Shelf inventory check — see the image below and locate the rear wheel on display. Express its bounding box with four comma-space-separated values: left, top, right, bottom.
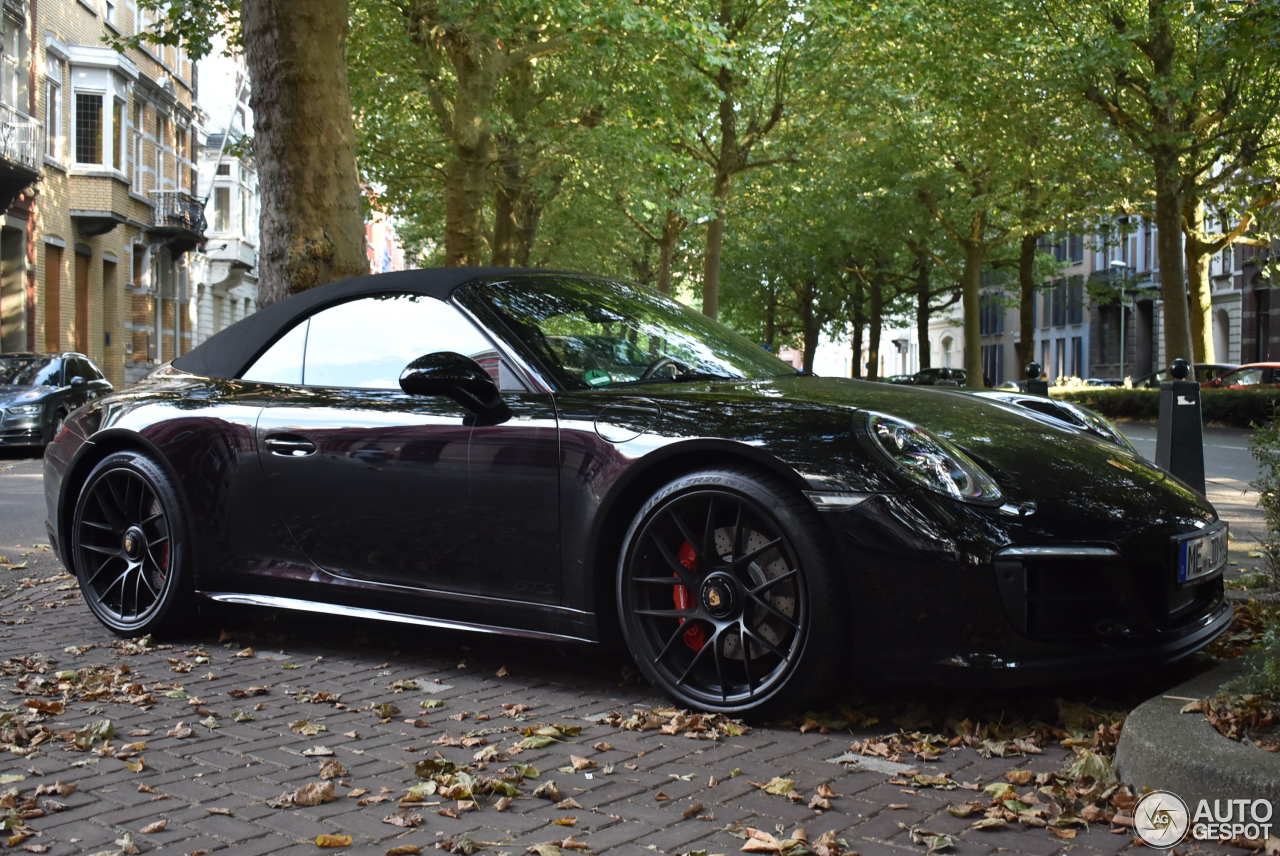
617, 468, 844, 715
70, 451, 190, 636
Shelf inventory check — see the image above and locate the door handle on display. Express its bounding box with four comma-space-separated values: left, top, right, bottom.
264, 435, 317, 457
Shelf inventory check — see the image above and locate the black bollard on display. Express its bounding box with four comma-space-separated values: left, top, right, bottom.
1155, 358, 1206, 494
1023, 361, 1048, 396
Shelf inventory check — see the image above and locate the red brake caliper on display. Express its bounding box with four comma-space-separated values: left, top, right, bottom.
673, 541, 707, 651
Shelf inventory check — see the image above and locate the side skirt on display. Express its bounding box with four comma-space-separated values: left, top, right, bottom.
198, 591, 596, 645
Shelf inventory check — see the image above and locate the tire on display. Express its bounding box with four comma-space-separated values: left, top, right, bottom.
616, 467, 845, 716
69, 451, 191, 636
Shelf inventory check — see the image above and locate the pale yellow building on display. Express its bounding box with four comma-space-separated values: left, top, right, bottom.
0, 0, 204, 387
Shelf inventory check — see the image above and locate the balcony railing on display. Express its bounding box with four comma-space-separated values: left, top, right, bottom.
0, 101, 41, 174
151, 189, 208, 237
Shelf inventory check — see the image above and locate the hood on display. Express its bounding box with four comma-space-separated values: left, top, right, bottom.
642, 374, 1214, 529
0, 385, 50, 408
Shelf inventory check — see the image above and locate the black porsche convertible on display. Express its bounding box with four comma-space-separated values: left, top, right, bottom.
44, 268, 1230, 714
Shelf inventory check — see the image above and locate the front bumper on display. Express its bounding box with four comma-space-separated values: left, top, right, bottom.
821, 492, 1231, 684
0, 424, 41, 445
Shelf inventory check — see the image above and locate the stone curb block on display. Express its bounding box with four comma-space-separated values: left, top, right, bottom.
1115, 657, 1280, 810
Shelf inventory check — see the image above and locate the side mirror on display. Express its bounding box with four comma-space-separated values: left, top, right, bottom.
399, 352, 508, 420
69, 376, 86, 388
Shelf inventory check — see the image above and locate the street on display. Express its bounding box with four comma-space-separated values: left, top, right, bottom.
0, 433, 1257, 856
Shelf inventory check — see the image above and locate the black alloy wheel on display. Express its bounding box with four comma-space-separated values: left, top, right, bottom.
618, 468, 843, 715
71, 452, 188, 635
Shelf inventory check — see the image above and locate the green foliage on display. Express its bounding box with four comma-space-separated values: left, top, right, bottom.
1050, 389, 1280, 428
1249, 411, 1280, 590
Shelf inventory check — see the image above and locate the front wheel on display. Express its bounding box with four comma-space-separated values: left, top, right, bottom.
70, 451, 190, 636
617, 468, 845, 716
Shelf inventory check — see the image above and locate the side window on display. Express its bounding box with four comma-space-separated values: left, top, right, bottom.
242, 292, 524, 391
242, 318, 308, 385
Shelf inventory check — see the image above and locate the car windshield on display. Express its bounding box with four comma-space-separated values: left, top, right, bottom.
474, 276, 796, 390
0, 356, 59, 387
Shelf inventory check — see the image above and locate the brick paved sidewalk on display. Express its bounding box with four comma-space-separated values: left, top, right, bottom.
0, 545, 1248, 856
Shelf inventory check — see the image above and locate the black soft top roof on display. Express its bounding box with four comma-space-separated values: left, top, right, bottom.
172, 267, 547, 380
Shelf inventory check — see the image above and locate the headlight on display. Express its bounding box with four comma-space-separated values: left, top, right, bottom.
5, 404, 40, 417
866, 413, 1003, 504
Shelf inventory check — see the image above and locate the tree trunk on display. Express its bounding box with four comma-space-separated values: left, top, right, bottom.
850, 275, 865, 378
444, 143, 491, 266
492, 140, 521, 267
867, 275, 884, 381
1015, 232, 1040, 372
800, 281, 819, 373
960, 237, 985, 389
656, 209, 684, 294
763, 287, 777, 348
1153, 167, 1193, 367
244, 0, 367, 304
702, 171, 731, 318
1182, 196, 1214, 363
914, 253, 931, 370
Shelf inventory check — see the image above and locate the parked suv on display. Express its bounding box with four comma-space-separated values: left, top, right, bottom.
0, 353, 113, 448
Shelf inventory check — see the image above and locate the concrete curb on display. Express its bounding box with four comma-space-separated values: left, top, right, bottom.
1115, 656, 1280, 809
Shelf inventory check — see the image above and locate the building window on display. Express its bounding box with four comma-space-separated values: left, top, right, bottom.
1051, 280, 1066, 327
215, 162, 230, 176
979, 292, 1004, 336
112, 98, 125, 170
105, 0, 117, 26
213, 186, 230, 232
44, 57, 62, 159
1067, 276, 1084, 325
75, 92, 104, 164
981, 343, 1005, 386
1, 14, 28, 110
131, 101, 143, 191
1068, 234, 1084, 264
1071, 336, 1083, 377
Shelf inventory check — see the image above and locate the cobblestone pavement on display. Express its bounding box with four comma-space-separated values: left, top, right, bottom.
0, 448, 1258, 856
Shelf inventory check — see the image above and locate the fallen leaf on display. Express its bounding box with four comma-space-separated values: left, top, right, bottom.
592, 741, 613, 752
758, 776, 795, 796
290, 720, 327, 737
302, 746, 335, 757
496, 666, 509, 677
970, 818, 1008, 831
269, 780, 336, 808
555, 798, 582, 810
166, 722, 193, 739
319, 759, 348, 780
315, 834, 352, 847
681, 802, 704, 820
532, 780, 562, 801
1004, 769, 1033, 786
385, 847, 422, 855
207, 808, 233, 816
569, 755, 595, 771
139, 819, 167, 834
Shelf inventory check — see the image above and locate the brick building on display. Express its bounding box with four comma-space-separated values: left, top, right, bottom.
0, 0, 204, 387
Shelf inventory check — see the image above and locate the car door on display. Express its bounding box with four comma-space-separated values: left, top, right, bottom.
246, 292, 558, 600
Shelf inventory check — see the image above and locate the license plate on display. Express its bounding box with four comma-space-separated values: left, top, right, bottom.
1176, 524, 1228, 583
